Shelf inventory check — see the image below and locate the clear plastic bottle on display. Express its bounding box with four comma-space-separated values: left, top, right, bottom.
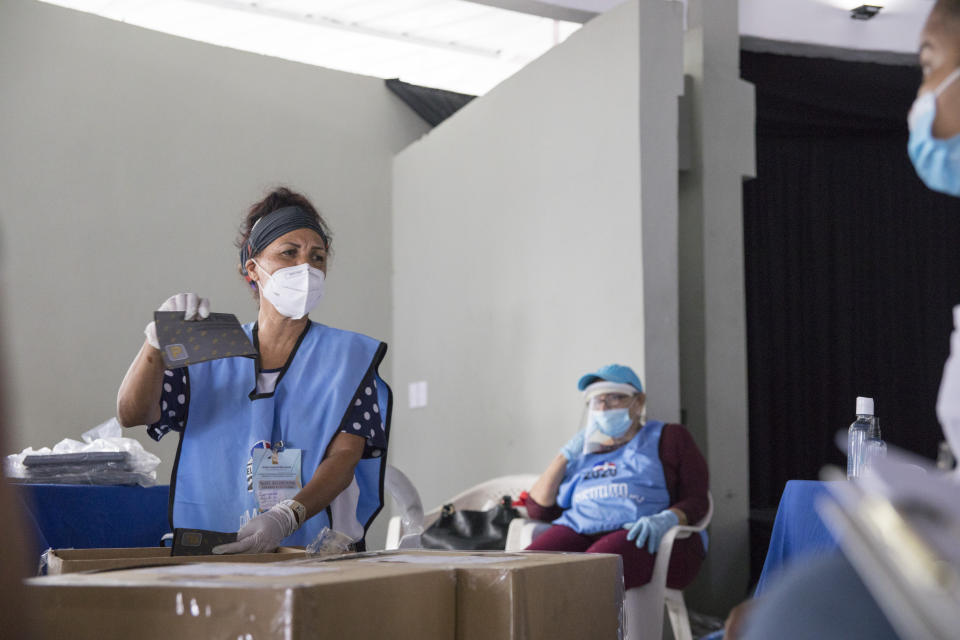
936, 441, 956, 471
863, 416, 887, 474
847, 397, 874, 479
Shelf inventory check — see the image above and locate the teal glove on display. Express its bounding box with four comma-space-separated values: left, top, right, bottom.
623, 509, 679, 554
559, 429, 586, 462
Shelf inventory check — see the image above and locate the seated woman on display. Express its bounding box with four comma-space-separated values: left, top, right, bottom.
117, 187, 390, 553
526, 364, 709, 592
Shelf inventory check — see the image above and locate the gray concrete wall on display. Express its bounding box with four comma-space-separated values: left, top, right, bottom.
679, 0, 757, 615
640, 0, 685, 423
0, 0, 429, 500
390, 0, 685, 514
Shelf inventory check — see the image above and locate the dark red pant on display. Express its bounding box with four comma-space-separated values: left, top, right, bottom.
525, 524, 705, 590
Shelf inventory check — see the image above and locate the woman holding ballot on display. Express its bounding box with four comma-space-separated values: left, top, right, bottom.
117, 187, 390, 553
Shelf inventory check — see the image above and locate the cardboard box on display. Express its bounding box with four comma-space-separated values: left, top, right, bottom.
31, 549, 622, 640
44, 546, 305, 575
27, 559, 456, 640
327, 550, 625, 640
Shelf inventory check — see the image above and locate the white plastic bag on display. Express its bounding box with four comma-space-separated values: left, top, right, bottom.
5, 418, 160, 486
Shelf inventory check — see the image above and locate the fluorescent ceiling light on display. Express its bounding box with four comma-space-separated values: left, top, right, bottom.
37, 0, 582, 95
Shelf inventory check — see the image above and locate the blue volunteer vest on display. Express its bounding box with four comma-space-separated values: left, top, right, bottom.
171, 321, 391, 546
555, 420, 673, 535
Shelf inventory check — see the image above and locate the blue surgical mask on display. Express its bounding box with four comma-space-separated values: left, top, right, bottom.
588, 408, 633, 438
908, 68, 960, 196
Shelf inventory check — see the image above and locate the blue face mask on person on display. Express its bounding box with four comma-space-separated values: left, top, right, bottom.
908, 68, 960, 196
588, 408, 633, 438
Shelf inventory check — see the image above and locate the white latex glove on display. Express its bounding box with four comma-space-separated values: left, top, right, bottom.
212, 503, 299, 554
144, 293, 211, 350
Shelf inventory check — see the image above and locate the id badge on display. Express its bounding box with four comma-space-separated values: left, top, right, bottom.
251, 448, 302, 512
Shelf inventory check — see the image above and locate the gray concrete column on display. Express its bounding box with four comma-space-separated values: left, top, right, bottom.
678, 0, 757, 616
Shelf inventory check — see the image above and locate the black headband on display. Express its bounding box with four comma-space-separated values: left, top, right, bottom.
240, 206, 328, 275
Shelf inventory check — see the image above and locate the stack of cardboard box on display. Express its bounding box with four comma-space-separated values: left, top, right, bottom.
27, 549, 623, 639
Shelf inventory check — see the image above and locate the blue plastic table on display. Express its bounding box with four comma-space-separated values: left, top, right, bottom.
754, 480, 839, 595
14, 483, 170, 560
700, 481, 841, 640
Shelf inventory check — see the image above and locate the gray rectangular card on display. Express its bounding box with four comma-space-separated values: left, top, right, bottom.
154, 311, 257, 368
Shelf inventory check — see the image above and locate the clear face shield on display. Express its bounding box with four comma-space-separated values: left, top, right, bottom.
580, 382, 643, 454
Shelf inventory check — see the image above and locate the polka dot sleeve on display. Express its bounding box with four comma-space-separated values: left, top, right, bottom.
146, 368, 189, 441
340, 369, 387, 459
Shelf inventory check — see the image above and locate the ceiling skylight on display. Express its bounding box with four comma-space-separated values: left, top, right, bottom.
38, 0, 582, 95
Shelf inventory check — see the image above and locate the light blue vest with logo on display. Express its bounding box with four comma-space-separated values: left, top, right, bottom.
555, 420, 673, 535
171, 321, 391, 546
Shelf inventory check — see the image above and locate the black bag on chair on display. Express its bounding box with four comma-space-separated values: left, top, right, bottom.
420, 495, 520, 550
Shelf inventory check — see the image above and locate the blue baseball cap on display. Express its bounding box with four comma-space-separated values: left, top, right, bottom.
577, 364, 643, 393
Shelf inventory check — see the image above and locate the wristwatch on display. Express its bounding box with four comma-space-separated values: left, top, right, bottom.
279, 499, 307, 527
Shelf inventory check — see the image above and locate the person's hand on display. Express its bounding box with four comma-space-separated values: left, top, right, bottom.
559, 429, 586, 462
622, 509, 679, 554
212, 502, 299, 554
144, 293, 211, 350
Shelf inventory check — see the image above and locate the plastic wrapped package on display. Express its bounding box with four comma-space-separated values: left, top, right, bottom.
304, 527, 354, 557
5, 418, 160, 486
27, 559, 457, 640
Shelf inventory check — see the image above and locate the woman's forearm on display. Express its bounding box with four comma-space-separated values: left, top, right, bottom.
528, 454, 568, 507
116, 339, 166, 427
294, 433, 365, 521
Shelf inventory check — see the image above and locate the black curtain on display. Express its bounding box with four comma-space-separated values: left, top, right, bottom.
741, 51, 960, 512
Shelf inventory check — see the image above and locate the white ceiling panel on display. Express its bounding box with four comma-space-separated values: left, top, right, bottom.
495, 0, 934, 55
39, 0, 581, 95
37, 0, 934, 98
739, 0, 933, 55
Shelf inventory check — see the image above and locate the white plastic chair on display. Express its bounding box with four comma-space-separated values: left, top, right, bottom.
382, 465, 425, 549
505, 492, 714, 640
385, 473, 539, 550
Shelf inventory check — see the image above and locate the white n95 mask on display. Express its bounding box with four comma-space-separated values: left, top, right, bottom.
253, 260, 325, 319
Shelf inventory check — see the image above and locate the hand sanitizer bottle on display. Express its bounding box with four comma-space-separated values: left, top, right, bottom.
863, 416, 887, 474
